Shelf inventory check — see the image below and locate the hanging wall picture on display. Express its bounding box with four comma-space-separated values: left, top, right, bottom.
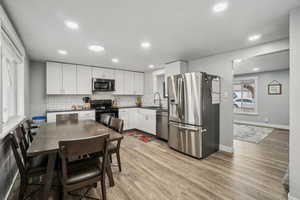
268, 80, 282, 95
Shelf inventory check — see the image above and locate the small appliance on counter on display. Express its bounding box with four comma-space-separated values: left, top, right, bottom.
168, 72, 220, 159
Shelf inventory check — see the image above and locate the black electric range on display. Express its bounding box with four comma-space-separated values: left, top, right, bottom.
90, 99, 119, 122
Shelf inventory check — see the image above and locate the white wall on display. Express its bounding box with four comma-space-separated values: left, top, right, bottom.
188, 39, 289, 149
289, 7, 300, 200
234, 69, 289, 126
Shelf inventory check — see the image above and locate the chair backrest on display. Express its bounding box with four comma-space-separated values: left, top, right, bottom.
58, 134, 110, 181
100, 114, 111, 126
56, 113, 78, 124
20, 123, 33, 149
7, 132, 27, 175
109, 117, 124, 133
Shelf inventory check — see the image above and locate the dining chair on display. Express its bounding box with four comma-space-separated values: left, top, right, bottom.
58, 134, 110, 200
20, 123, 33, 150
100, 114, 111, 126
108, 117, 124, 172
8, 131, 48, 200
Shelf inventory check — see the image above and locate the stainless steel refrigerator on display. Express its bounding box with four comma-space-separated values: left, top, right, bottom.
168, 72, 220, 159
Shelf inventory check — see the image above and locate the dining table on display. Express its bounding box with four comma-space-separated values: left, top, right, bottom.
27, 119, 123, 200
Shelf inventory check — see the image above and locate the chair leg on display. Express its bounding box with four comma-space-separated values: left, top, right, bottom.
63, 191, 68, 200
19, 178, 27, 200
101, 179, 107, 200
109, 154, 112, 163
116, 151, 122, 172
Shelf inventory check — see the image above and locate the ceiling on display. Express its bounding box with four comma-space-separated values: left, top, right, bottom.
233, 50, 289, 75
2, 0, 299, 71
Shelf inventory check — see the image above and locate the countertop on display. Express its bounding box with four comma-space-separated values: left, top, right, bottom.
117, 106, 168, 112
46, 109, 95, 113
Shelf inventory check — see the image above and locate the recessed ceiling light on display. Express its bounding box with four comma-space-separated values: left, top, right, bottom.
141, 42, 151, 49
88, 45, 105, 52
112, 58, 119, 63
149, 65, 155, 68
64, 20, 79, 30
234, 59, 242, 63
58, 49, 68, 55
213, 2, 228, 13
253, 68, 260, 71
248, 34, 262, 41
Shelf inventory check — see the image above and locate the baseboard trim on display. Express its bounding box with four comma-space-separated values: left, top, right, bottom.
219, 145, 233, 153
288, 193, 300, 200
234, 120, 289, 130
4, 171, 18, 200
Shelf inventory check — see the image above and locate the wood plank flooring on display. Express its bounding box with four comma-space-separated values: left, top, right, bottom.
9, 129, 289, 200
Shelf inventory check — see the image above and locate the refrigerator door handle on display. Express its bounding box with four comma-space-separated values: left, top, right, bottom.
169, 123, 199, 132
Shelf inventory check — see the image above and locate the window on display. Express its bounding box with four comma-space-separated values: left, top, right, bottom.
233, 77, 258, 114
1, 32, 23, 123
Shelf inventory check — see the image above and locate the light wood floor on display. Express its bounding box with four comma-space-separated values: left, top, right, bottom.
9, 129, 289, 200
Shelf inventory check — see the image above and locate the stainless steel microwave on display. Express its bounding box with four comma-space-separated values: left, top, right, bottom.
92, 78, 115, 92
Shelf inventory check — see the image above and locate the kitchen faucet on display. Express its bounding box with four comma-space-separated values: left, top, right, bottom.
153, 92, 162, 108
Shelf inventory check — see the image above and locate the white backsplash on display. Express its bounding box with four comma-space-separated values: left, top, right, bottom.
46, 92, 138, 110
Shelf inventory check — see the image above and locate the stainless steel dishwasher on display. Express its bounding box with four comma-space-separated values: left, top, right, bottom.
156, 110, 169, 140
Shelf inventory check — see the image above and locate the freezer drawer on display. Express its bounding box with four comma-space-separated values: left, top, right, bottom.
168, 122, 204, 158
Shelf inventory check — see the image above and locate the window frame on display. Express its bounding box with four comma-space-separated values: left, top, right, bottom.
233, 76, 259, 115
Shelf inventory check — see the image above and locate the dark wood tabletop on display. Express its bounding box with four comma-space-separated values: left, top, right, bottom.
27, 120, 123, 156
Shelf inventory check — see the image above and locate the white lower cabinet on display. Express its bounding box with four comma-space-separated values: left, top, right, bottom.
119, 108, 156, 135
46, 110, 95, 123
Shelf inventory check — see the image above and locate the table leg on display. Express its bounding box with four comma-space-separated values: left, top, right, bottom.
42, 153, 56, 200
106, 157, 115, 187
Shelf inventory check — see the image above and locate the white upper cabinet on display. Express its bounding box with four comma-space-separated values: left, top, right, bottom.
77, 65, 92, 94
114, 70, 124, 95
62, 64, 77, 94
123, 71, 134, 95
134, 72, 144, 95
92, 68, 115, 79
46, 62, 63, 94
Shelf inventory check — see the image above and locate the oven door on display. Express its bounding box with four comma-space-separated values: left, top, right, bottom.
93, 79, 115, 92
95, 110, 118, 122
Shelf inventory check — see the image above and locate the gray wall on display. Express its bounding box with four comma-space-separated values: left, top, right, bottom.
289, 7, 300, 199
29, 61, 46, 117
234, 69, 289, 126
188, 39, 289, 149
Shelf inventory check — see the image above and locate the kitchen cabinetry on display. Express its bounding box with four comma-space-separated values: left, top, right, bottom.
113, 70, 124, 95
136, 109, 156, 135
92, 68, 115, 79
46, 62, 63, 94
62, 64, 77, 94
47, 110, 95, 123
77, 65, 92, 94
119, 108, 156, 135
46, 61, 144, 96
134, 72, 144, 95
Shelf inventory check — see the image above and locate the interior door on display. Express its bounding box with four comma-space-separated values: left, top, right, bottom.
168, 72, 202, 126
168, 122, 203, 158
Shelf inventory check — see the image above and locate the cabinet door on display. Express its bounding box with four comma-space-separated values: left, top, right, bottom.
139, 109, 156, 135
119, 109, 130, 130
114, 70, 124, 95
134, 72, 144, 95
123, 71, 134, 94
62, 64, 77, 94
46, 62, 63, 94
77, 65, 92, 94
92, 68, 115, 79
128, 108, 137, 129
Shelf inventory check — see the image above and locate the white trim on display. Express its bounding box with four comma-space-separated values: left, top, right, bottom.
219, 145, 233, 153
234, 120, 289, 130
4, 171, 18, 200
288, 193, 300, 200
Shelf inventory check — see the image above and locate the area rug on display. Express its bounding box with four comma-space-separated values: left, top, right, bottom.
234, 124, 274, 144
127, 131, 157, 143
